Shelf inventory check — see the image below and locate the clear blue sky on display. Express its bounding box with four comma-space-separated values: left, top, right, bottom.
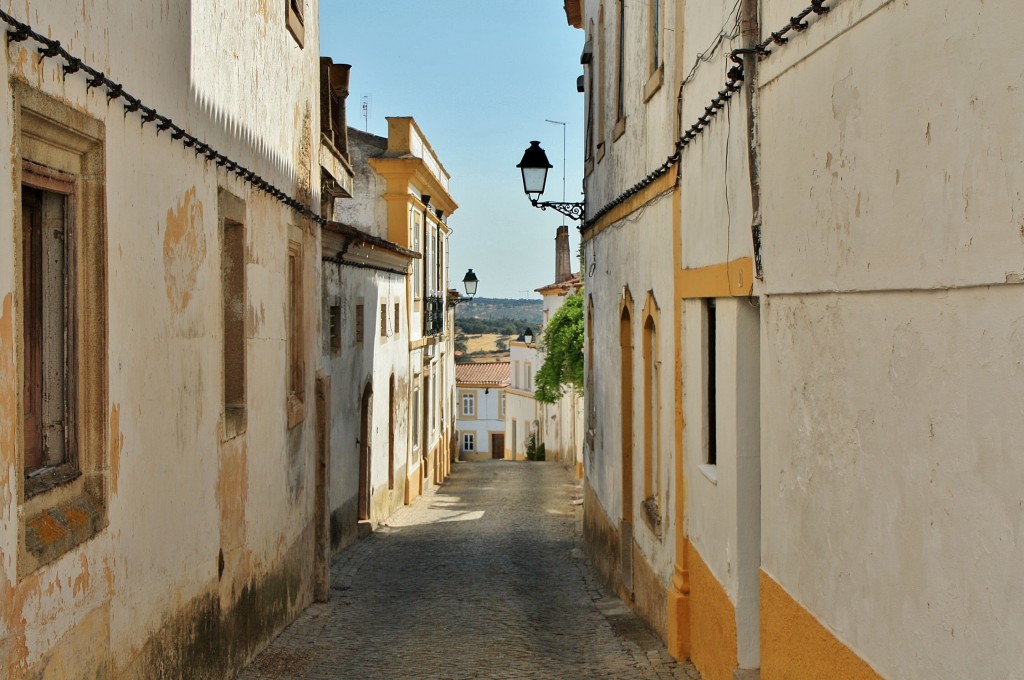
319, 1, 585, 299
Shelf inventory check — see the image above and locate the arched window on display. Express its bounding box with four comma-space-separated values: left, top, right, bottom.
642, 293, 660, 513
619, 289, 635, 523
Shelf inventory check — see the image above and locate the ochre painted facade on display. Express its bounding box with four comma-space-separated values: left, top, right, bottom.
760, 571, 884, 680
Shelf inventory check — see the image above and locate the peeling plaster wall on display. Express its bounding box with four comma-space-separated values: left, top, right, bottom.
1, 0, 323, 677
336, 132, 388, 237
582, 195, 677, 592
579, 0, 682, 616
758, 0, 1024, 677
321, 262, 410, 550
677, 0, 755, 271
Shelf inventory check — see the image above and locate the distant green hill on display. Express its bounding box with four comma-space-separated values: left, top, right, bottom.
455, 297, 543, 336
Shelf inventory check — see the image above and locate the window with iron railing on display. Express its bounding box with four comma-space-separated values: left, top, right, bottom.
424, 296, 445, 336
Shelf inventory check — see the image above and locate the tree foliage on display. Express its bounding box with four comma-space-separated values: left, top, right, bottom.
534, 290, 584, 404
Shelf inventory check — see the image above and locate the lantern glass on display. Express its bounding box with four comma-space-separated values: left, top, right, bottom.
462, 269, 479, 297
517, 141, 553, 199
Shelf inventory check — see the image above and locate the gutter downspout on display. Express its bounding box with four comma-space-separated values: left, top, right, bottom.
741, 0, 763, 280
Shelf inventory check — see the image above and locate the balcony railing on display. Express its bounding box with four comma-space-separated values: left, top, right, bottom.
424, 296, 445, 336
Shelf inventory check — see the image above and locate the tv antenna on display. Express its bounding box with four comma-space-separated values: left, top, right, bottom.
362, 96, 371, 131
545, 119, 567, 226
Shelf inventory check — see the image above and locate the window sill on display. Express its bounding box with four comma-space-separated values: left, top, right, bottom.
22, 472, 106, 576
223, 408, 247, 441
596, 142, 606, 164
699, 463, 718, 485
25, 463, 81, 500
287, 393, 306, 430
643, 64, 664, 103
613, 117, 626, 142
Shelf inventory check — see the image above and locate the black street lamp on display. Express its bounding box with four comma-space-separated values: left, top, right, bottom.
450, 269, 479, 308
523, 327, 534, 344
517, 141, 585, 222
462, 269, 479, 297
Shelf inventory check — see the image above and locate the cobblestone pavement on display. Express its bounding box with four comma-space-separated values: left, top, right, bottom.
236, 461, 700, 680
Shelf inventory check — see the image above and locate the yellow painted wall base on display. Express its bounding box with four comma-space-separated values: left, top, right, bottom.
688, 543, 739, 680
626, 541, 668, 640
761, 571, 884, 680
665, 559, 691, 660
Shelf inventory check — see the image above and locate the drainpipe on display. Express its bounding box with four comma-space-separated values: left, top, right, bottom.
740, 0, 763, 279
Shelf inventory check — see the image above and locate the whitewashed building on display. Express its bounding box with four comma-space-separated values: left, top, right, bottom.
335, 117, 458, 505
0, 1, 335, 677
566, 0, 1024, 678
455, 362, 509, 461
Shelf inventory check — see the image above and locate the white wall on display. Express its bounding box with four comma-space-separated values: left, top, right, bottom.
756, 0, 1024, 676
1, 0, 322, 675
456, 386, 504, 458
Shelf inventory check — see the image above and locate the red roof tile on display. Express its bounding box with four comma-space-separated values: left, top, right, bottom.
456, 361, 510, 386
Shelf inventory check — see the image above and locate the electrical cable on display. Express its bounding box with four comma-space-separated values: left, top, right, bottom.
582, 0, 838, 233
0, 9, 327, 225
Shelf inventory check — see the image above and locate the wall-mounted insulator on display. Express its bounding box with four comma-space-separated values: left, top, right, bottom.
7, 26, 31, 42
37, 39, 61, 60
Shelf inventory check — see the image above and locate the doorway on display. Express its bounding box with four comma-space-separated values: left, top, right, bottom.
358, 383, 372, 522
491, 433, 505, 460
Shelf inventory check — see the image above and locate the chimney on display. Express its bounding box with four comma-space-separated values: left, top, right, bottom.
555, 225, 572, 283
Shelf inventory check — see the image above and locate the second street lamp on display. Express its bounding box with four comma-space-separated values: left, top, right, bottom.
450, 268, 479, 308
462, 269, 479, 297
517, 141, 585, 222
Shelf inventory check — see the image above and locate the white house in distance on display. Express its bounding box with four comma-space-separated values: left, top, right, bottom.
504, 225, 584, 469
505, 331, 540, 461
455, 362, 509, 461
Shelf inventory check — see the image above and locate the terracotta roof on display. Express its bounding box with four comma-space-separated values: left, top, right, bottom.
535, 273, 583, 295
323, 221, 420, 259
456, 361, 510, 386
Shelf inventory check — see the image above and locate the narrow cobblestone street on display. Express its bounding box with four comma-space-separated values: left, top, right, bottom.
236, 461, 698, 679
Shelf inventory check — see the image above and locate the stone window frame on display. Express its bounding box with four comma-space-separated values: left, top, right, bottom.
286, 237, 305, 430
644, 0, 664, 102
641, 292, 662, 537
460, 390, 476, 419
462, 432, 475, 453
219, 189, 247, 440
328, 303, 342, 354
613, 0, 628, 141
286, 0, 305, 48
14, 82, 108, 577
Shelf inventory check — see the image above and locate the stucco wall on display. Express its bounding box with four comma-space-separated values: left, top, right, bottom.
756, 0, 1024, 677
1, 0, 322, 676
322, 262, 410, 548
456, 386, 503, 458
581, 193, 676, 590
761, 289, 1024, 678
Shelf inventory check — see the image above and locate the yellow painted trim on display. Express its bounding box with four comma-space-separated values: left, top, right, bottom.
688, 544, 739, 680
457, 389, 478, 420
761, 571, 884, 680
504, 387, 534, 398
679, 257, 754, 299
583, 166, 677, 242
409, 336, 439, 350
666, 101, 691, 659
